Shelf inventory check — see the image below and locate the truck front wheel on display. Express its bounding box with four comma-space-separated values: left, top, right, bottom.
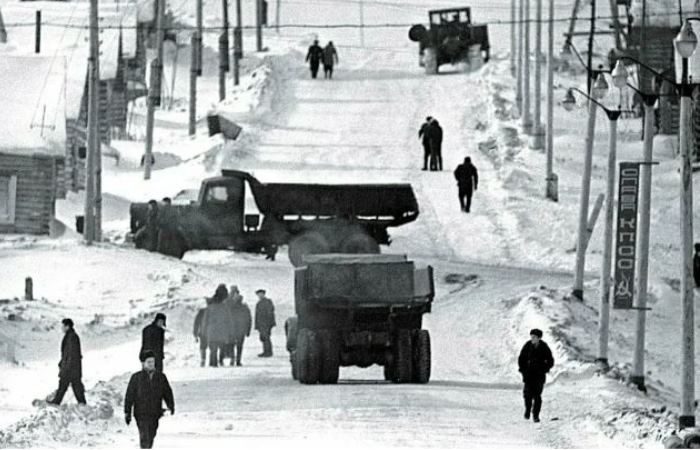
318, 330, 340, 384
411, 329, 431, 383
297, 328, 321, 384
288, 232, 330, 267
392, 329, 413, 383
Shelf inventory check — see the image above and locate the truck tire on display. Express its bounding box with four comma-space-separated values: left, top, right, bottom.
318, 330, 340, 384
285, 317, 299, 352
424, 47, 438, 75
339, 233, 379, 254
392, 329, 413, 383
290, 351, 298, 380
288, 232, 330, 267
297, 328, 321, 384
411, 329, 431, 383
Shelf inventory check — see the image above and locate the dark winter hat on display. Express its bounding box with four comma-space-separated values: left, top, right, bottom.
255, 289, 266, 294
426, 116, 432, 121
695, 243, 700, 252
162, 197, 172, 204
148, 199, 157, 206
155, 313, 167, 324
62, 318, 74, 328
140, 349, 156, 362
530, 328, 543, 338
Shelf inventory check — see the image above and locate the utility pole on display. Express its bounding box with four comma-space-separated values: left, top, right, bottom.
256, 0, 263, 51
359, 0, 365, 47
522, 0, 532, 134
545, 0, 557, 200
510, 0, 516, 76
84, 0, 99, 243
608, 0, 621, 50
220, 0, 230, 101
144, 0, 166, 180
196, 0, 202, 75
276, 0, 280, 33
587, 0, 596, 94
189, 34, 197, 136
233, 0, 242, 85
516, 0, 523, 113
169, 42, 180, 110
35, 10, 41, 53
531, 0, 544, 148
0, 9, 8, 43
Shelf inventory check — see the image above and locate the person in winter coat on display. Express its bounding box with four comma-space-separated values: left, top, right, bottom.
254, 289, 276, 357
202, 284, 236, 367
694, 243, 700, 288
135, 200, 159, 252
140, 313, 166, 372
49, 318, 86, 405
428, 118, 443, 171
305, 40, 324, 79
517, 329, 554, 423
192, 299, 211, 367
322, 41, 339, 79
453, 157, 479, 213
227, 285, 252, 366
124, 350, 175, 449
418, 116, 433, 171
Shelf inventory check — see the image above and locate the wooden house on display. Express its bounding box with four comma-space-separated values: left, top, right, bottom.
0, 55, 66, 235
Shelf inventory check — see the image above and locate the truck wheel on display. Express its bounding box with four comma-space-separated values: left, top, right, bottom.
339, 233, 379, 254
424, 47, 438, 75
285, 317, 299, 352
297, 328, 321, 384
383, 362, 394, 381
290, 351, 298, 380
392, 329, 413, 383
411, 329, 431, 383
288, 232, 330, 267
318, 330, 340, 384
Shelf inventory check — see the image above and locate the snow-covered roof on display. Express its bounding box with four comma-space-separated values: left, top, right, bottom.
0, 54, 66, 157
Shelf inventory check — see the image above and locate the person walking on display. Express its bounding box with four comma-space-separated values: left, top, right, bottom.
227, 285, 252, 366
453, 157, 479, 213
429, 118, 443, 171
418, 117, 433, 171
140, 313, 166, 372
254, 289, 276, 357
48, 318, 86, 405
305, 40, 324, 79
202, 284, 235, 367
517, 329, 554, 423
193, 299, 210, 367
322, 41, 339, 79
124, 350, 175, 449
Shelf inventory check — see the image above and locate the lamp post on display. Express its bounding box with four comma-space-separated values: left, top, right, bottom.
674, 19, 698, 429
522, 0, 532, 133
516, 0, 523, 112
531, 0, 544, 149
545, 0, 557, 200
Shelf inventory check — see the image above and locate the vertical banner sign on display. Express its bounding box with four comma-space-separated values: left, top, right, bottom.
613, 162, 641, 309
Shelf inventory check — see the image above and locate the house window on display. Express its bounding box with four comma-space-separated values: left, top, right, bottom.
0, 175, 17, 225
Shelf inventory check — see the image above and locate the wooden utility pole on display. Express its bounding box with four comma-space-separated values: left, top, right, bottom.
545, 0, 557, 201
144, 0, 166, 180
0, 9, 8, 43
35, 11, 41, 53
84, 0, 99, 243
256, 0, 263, 51
233, 0, 242, 85
275, 0, 280, 33
169, 42, 180, 110
220, 0, 230, 101
196, 0, 202, 76
189, 34, 197, 135
587, 0, 596, 94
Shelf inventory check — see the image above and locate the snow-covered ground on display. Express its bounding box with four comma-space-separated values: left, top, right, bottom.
2, 0, 700, 447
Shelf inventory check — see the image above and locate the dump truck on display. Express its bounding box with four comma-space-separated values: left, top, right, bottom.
284, 254, 434, 384
408, 7, 490, 74
129, 170, 419, 266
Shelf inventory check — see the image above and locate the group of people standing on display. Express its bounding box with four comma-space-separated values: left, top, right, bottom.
418, 116, 443, 171
193, 285, 276, 367
305, 39, 339, 79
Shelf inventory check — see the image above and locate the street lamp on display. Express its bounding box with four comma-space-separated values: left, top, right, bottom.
674, 17, 698, 430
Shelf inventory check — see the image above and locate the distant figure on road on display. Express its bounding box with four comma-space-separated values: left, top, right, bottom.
202, 284, 235, 367
140, 313, 166, 372
305, 40, 324, 79
453, 157, 479, 213
227, 285, 252, 366
694, 243, 700, 288
517, 329, 554, 423
193, 299, 211, 367
428, 118, 443, 171
323, 41, 339, 79
254, 289, 276, 357
418, 116, 433, 171
48, 318, 86, 406
124, 350, 175, 449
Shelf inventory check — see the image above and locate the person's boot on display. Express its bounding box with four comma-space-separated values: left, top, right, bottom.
200, 359, 205, 367
524, 410, 530, 420
533, 415, 540, 423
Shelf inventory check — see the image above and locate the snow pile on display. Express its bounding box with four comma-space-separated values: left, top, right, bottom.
0, 381, 122, 448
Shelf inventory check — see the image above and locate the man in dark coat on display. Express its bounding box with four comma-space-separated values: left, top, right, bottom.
254, 289, 276, 357
428, 119, 443, 171
418, 116, 433, 171
124, 350, 175, 449
135, 200, 159, 252
193, 300, 210, 367
305, 40, 324, 79
49, 318, 86, 405
322, 41, 339, 79
694, 243, 700, 288
517, 328, 554, 423
228, 285, 252, 366
140, 313, 166, 372
453, 157, 479, 213
202, 284, 235, 367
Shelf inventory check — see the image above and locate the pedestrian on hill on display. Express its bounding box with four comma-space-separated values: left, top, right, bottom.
453, 157, 479, 213
254, 289, 276, 357
517, 328, 554, 423
48, 318, 86, 405
227, 285, 252, 366
323, 41, 339, 79
135, 200, 159, 252
429, 118, 443, 171
305, 39, 324, 79
202, 284, 235, 367
124, 350, 175, 449
193, 298, 211, 367
418, 116, 433, 171
694, 243, 700, 288
140, 313, 166, 372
